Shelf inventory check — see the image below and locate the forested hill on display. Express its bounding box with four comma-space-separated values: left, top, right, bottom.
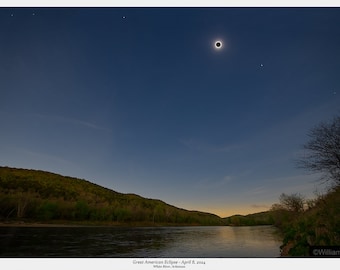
0, 166, 224, 225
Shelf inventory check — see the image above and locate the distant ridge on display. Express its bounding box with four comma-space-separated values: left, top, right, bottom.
223, 211, 275, 226
0, 166, 224, 226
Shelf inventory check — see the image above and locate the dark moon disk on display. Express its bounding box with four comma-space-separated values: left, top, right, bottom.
214, 40, 223, 50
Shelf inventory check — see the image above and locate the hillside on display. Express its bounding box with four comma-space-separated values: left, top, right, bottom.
223, 211, 275, 226
0, 166, 223, 226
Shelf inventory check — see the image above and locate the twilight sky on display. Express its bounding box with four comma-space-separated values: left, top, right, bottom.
1, 7, 340, 217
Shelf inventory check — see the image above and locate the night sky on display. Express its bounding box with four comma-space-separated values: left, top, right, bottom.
1, 7, 340, 217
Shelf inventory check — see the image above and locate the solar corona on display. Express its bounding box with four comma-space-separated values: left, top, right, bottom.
214, 40, 223, 50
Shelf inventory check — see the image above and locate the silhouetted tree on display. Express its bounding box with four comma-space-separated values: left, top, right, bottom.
279, 193, 305, 213
297, 115, 340, 187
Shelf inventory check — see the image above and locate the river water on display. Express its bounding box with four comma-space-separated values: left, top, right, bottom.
0, 225, 282, 257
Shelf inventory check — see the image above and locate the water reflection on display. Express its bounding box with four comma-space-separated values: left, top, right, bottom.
0, 226, 282, 257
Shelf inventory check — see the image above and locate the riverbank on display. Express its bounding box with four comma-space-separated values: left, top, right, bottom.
0, 220, 222, 227
273, 186, 340, 256
0, 221, 93, 227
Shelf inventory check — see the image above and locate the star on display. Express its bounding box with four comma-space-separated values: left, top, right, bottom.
122, 16, 126, 19
260, 64, 264, 67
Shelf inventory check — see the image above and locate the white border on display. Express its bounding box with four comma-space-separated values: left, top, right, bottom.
0, 258, 339, 270
0, 0, 340, 7
0, 2, 339, 269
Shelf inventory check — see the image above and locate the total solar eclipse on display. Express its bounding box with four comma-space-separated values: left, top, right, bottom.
214, 40, 223, 49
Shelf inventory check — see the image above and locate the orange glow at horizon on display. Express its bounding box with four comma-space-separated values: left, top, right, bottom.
184, 204, 272, 218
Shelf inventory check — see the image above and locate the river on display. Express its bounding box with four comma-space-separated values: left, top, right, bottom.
0, 225, 282, 257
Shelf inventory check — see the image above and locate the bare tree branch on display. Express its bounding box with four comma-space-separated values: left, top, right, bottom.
297, 116, 340, 186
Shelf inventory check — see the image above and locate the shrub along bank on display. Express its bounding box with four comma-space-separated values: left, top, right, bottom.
277, 187, 340, 256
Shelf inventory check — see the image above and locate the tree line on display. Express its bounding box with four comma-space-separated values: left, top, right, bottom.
0, 167, 223, 226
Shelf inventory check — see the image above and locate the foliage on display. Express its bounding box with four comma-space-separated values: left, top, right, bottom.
278, 193, 305, 213
277, 115, 340, 256
0, 166, 223, 226
223, 211, 275, 226
276, 187, 340, 256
